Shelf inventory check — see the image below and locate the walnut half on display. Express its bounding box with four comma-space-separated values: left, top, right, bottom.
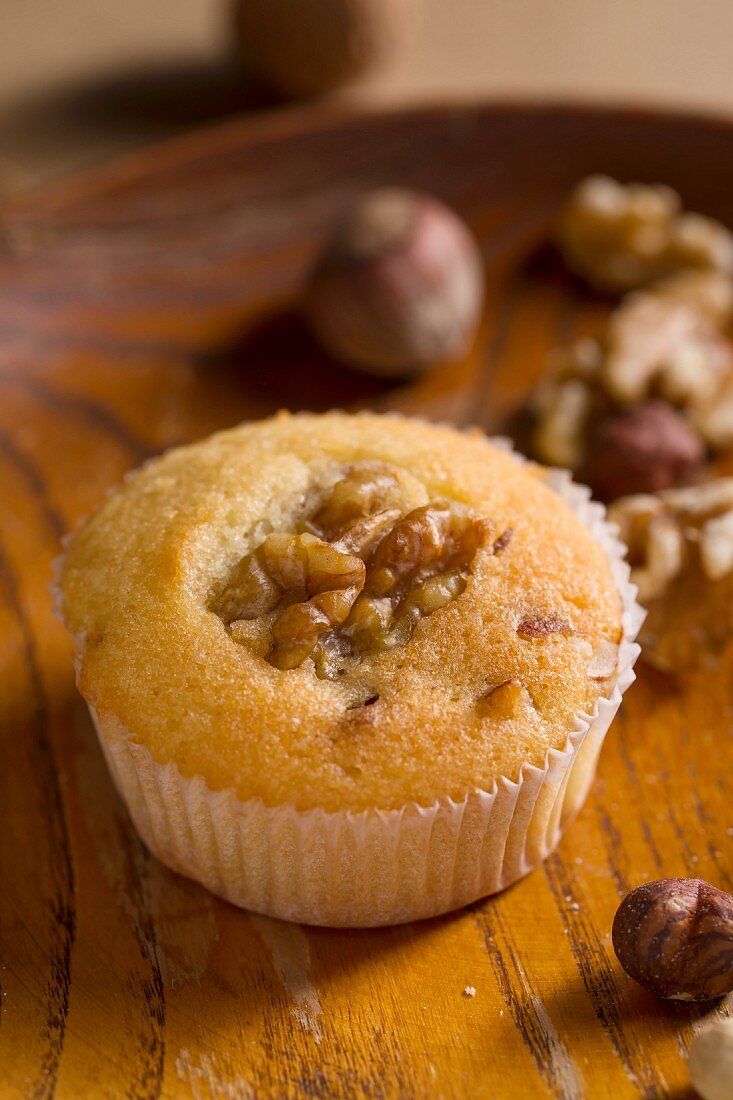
211, 532, 366, 670
212, 463, 491, 677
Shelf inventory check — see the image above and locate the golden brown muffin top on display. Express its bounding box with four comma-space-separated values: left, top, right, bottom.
60, 412, 623, 812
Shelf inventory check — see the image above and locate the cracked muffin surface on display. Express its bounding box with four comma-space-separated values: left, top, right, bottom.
59, 411, 623, 812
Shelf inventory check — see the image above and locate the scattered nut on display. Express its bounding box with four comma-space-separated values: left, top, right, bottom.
633, 513, 685, 604
699, 509, 733, 581
609, 479, 733, 670
304, 188, 485, 376
583, 401, 705, 502
233, 0, 411, 98
213, 462, 489, 676
535, 178, 733, 492
612, 878, 733, 1001
603, 292, 732, 407
532, 271, 733, 494
688, 1017, 733, 1100
530, 334, 607, 470
557, 175, 733, 292
663, 477, 733, 517
654, 268, 733, 327
692, 380, 733, 451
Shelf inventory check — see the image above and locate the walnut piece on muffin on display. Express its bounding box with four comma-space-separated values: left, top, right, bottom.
531, 270, 733, 498
609, 479, 733, 672
557, 175, 733, 292
211, 462, 492, 680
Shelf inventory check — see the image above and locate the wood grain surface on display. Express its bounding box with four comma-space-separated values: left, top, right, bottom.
1, 102, 732, 1099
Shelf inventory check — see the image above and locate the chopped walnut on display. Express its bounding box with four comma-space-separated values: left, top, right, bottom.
692, 385, 733, 450
213, 463, 491, 677
492, 528, 514, 555
557, 176, 733, 292
517, 616, 574, 638
332, 509, 403, 558
662, 478, 733, 515
531, 274, 733, 488
609, 479, 733, 671
587, 640, 619, 680
476, 680, 527, 720
639, 515, 685, 604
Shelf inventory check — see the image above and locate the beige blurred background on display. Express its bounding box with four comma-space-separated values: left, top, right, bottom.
3, 0, 733, 190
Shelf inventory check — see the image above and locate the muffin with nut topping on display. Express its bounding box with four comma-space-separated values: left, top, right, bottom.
58, 411, 641, 925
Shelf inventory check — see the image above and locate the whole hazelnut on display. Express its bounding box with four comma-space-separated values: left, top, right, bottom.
233, 0, 411, 99
304, 188, 485, 377
583, 400, 706, 501
612, 878, 733, 1001
688, 1017, 733, 1100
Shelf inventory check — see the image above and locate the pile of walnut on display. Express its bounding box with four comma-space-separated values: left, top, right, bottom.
211, 462, 494, 679
608, 479, 733, 672
533, 176, 733, 501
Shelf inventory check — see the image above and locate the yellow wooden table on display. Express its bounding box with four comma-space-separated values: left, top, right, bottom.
1, 102, 731, 1098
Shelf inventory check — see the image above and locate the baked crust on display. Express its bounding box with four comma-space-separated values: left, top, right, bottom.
59, 412, 623, 812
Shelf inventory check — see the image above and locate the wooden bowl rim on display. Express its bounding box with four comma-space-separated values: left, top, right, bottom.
8, 96, 733, 222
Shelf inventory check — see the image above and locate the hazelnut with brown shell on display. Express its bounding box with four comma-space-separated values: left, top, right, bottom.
582, 401, 706, 502
612, 878, 733, 1001
304, 188, 485, 377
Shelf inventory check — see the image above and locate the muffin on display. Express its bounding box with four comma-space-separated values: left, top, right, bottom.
57, 411, 641, 925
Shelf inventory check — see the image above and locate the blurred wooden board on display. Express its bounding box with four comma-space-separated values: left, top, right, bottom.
1, 102, 732, 1099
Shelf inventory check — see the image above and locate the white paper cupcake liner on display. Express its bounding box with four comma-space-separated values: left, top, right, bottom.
59, 447, 643, 927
